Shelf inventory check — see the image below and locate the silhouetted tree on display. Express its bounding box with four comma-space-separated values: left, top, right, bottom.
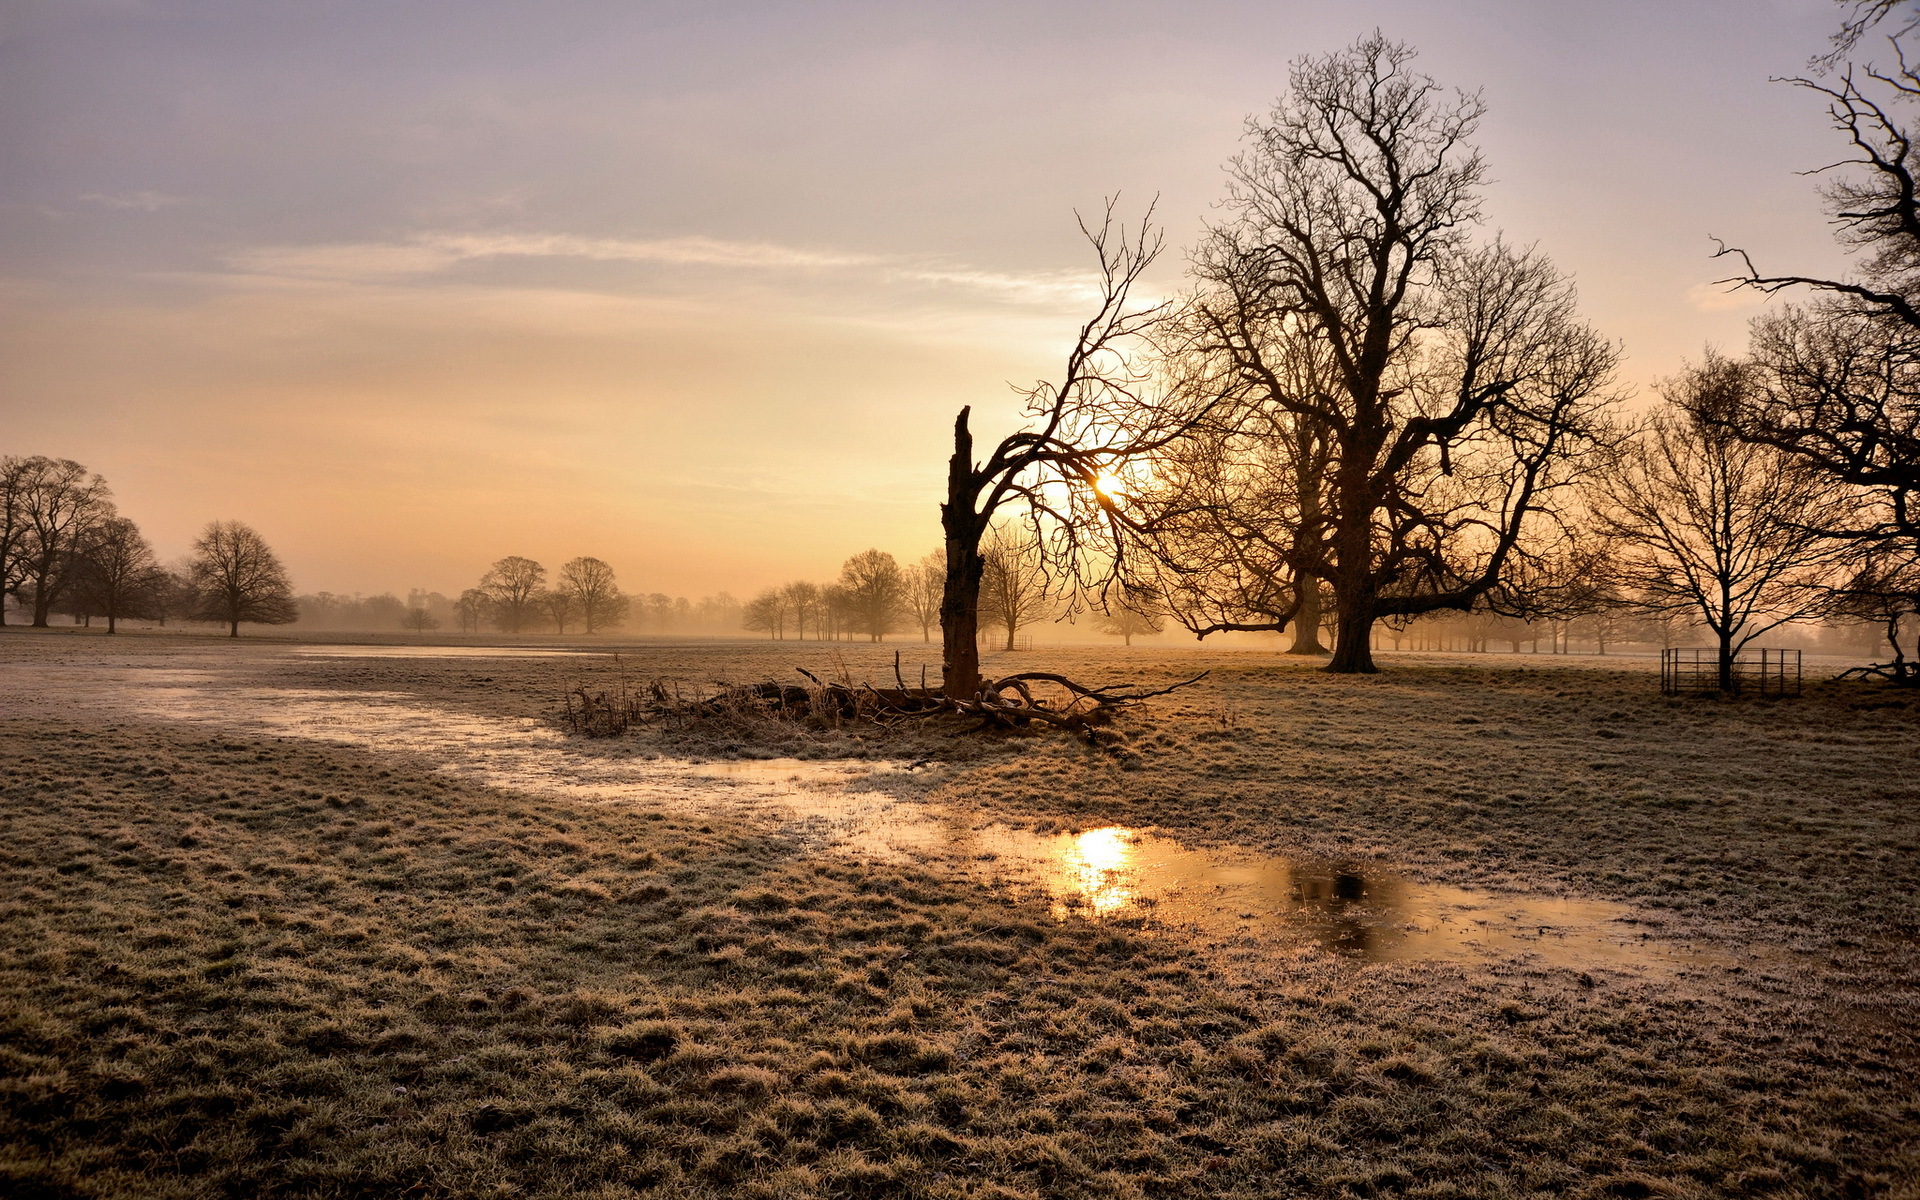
189, 520, 298, 637
402, 607, 440, 633
559, 557, 627, 633
743, 587, 790, 639
782, 580, 823, 640
1600, 360, 1846, 690
977, 524, 1053, 651
938, 204, 1221, 697
148, 563, 195, 628
1094, 587, 1164, 646
1162, 34, 1619, 673
839, 549, 907, 642
0, 456, 32, 623
905, 551, 942, 643
538, 588, 577, 634
75, 515, 159, 634
1709, 22, 1920, 653
11, 456, 112, 627
479, 556, 545, 633
455, 588, 486, 632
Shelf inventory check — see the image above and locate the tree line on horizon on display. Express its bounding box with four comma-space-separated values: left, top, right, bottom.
1, 455, 296, 636
742, 536, 1163, 646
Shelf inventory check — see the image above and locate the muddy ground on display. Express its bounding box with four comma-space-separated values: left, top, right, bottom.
0, 628, 1914, 1198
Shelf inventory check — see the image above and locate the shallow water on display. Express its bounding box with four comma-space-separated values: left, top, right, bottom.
292, 645, 608, 659
7, 656, 1714, 976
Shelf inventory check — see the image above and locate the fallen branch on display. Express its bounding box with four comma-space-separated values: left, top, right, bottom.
563, 660, 1207, 743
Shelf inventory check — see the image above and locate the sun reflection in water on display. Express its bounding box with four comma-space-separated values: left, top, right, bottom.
1055, 826, 1140, 915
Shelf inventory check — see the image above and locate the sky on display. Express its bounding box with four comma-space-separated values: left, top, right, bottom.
0, 0, 1875, 600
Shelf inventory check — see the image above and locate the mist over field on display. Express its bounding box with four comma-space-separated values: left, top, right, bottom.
3, 3, 1917, 1198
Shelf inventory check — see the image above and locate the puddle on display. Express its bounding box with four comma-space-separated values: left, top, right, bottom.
13, 661, 1714, 977
293, 646, 609, 659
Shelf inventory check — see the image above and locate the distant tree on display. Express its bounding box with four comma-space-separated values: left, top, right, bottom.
401, 607, 440, 633
559, 557, 627, 633
742, 587, 790, 639
1825, 549, 1920, 677
1600, 360, 1847, 690
642, 592, 674, 631
695, 592, 742, 631
977, 524, 1054, 651
455, 588, 486, 632
0, 456, 33, 623
906, 551, 943, 643
479, 556, 545, 633
537, 588, 578, 634
148, 562, 195, 628
1094, 587, 1164, 646
75, 515, 160, 634
780, 581, 822, 640
11, 456, 112, 627
838, 549, 907, 642
189, 520, 298, 637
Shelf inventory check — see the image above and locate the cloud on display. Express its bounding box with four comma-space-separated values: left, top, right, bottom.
80, 190, 187, 211
224, 230, 1101, 306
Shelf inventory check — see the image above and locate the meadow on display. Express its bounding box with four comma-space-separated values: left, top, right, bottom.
1, 630, 1914, 1198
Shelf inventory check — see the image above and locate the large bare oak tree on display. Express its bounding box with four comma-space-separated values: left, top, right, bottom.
189, 520, 298, 636
1147, 34, 1619, 673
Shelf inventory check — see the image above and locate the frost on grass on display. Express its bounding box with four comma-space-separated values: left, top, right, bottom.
0, 636, 1915, 1197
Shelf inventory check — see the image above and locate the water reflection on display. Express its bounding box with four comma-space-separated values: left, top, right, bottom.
22, 667, 1711, 977
293, 646, 606, 659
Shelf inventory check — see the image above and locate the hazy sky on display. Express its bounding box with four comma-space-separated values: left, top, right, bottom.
0, 0, 1871, 600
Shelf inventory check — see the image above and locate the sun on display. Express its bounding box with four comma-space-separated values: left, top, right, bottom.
1094, 471, 1124, 498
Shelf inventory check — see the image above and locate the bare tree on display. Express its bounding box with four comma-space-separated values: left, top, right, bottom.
478, 556, 545, 633
839, 549, 906, 642
1600, 360, 1846, 691
938, 204, 1222, 698
11, 456, 112, 627
904, 551, 943, 643
75, 515, 160, 634
1094, 586, 1164, 646
782, 580, 823, 641
454, 588, 486, 632
559, 556, 627, 633
1158, 35, 1620, 674
147, 562, 195, 628
1826, 549, 1920, 675
1708, 24, 1920, 657
538, 588, 578, 634
401, 606, 440, 633
1129, 321, 1335, 655
0, 456, 33, 624
977, 523, 1054, 651
742, 587, 790, 639
189, 520, 298, 637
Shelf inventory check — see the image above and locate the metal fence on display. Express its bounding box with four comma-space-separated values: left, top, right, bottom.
1659, 647, 1802, 697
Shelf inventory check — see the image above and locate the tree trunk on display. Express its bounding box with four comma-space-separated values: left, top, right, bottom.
1717, 628, 1735, 694
939, 408, 988, 700
1286, 581, 1327, 655
1326, 585, 1378, 673
229, 619, 240, 637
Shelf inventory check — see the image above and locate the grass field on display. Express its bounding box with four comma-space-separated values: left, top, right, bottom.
1, 629, 1914, 1198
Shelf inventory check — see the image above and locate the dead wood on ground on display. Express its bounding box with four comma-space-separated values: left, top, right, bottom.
563, 652, 1206, 743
